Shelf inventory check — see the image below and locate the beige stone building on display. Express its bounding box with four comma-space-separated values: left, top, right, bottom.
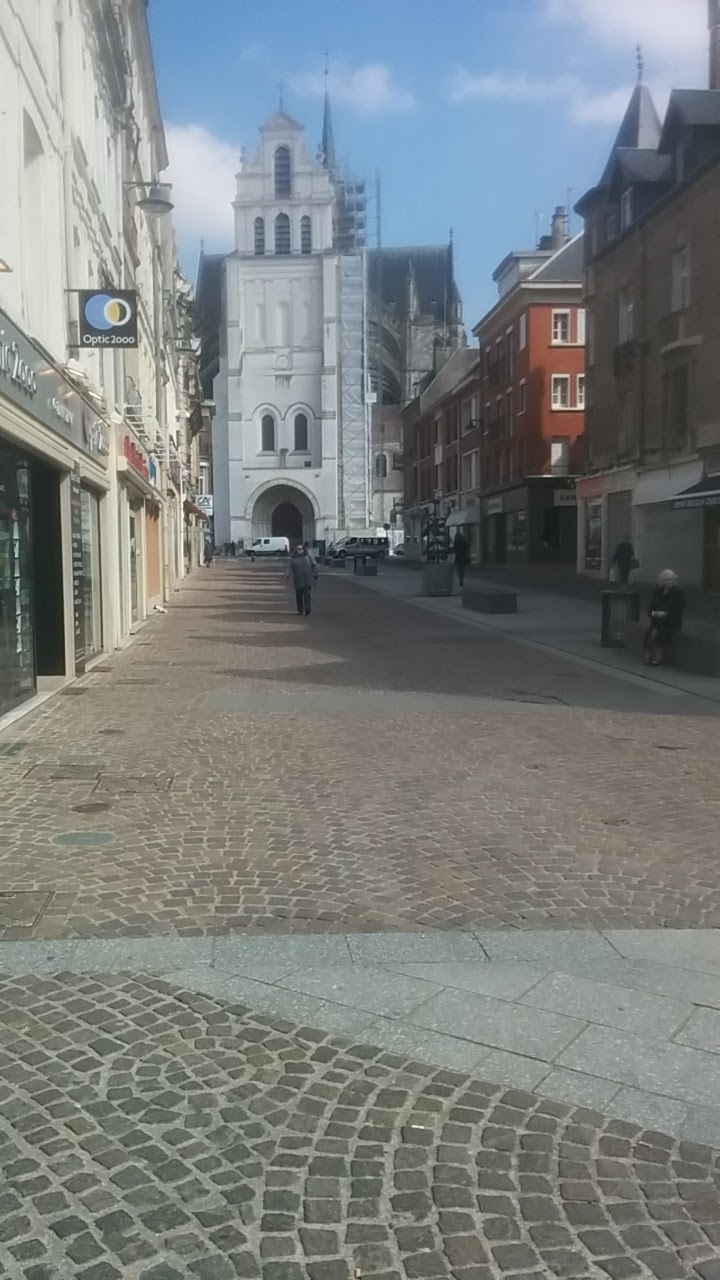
575, 6, 720, 587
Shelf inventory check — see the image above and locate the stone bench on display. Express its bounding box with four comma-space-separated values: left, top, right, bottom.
625, 620, 720, 676
462, 585, 518, 615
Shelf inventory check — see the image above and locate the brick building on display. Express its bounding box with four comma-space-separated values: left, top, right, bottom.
575, 7, 720, 586
402, 350, 481, 559
473, 216, 585, 566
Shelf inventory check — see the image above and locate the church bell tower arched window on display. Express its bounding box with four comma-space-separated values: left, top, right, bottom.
274, 145, 291, 198
253, 217, 265, 255
274, 213, 291, 255
300, 216, 312, 255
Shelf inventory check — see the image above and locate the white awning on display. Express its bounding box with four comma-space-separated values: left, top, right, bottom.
632, 460, 703, 506
446, 508, 478, 527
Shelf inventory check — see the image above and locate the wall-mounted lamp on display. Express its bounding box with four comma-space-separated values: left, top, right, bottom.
0, 258, 13, 273
124, 180, 174, 217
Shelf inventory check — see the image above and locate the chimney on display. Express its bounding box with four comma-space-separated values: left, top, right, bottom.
550, 206, 568, 251
711, 0, 720, 89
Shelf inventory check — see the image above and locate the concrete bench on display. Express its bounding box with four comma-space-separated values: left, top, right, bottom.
462, 585, 518, 615
625, 620, 720, 676
324, 557, 346, 568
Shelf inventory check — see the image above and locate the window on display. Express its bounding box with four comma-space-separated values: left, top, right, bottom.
461, 397, 477, 431
300, 215, 312, 255
274, 145, 291, 198
620, 189, 633, 231
518, 379, 526, 414
374, 453, 388, 479
671, 246, 691, 311
618, 392, 633, 454
274, 213, 291, 255
577, 374, 586, 409
550, 438, 569, 476
576, 308, 586, 346
551, 375, 570, 409
261, 414, 276, 452
606, 210, 618, 242
506, 389, 513, 429
294, 413, 309, 452
461, 451, 478, 492
552, 310, 571, 344
253, 217, 265, 255
663, 365, 691, 443
618, 290, 634, 344
518, 313, 527, 351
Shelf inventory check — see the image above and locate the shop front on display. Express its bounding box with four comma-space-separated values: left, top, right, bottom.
116, 431, 163, 636
0, 305, 110, 720
481, 479, 577, 566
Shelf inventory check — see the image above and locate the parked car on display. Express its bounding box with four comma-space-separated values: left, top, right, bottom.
392, 543, 405, 556
329, 536, 389, 560
245, 536, 289, 557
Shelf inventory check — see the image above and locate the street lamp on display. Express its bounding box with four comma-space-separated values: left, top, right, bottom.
124, 180, 174, 217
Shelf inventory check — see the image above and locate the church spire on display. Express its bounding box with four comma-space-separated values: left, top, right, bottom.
321, 58, 336, 171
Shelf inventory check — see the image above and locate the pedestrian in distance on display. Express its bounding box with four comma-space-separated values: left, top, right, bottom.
643, 569, 684, 666
285, 542, 319, 616
453, 530, 471, 589
203, 542, 214, 567
611, 535, 637, 586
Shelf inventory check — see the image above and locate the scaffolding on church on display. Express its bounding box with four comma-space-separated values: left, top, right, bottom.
338, 251, 371, 533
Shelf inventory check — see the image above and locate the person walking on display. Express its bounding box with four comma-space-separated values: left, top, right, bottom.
203, 541, 214, 568
285, 543, 318, 616
611, 535, 637, 586
643, 569, 684, 665
453, 530, 471, 589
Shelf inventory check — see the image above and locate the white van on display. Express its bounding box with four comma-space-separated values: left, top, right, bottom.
245, 536, 290, 557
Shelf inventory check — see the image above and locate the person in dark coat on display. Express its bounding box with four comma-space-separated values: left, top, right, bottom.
643, 569, 685, 665
453, 531, 471, 588
285, 543, 318, 616
611, 536, 636, 585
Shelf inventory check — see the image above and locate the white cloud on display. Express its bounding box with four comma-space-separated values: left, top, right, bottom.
293, 63, 415, 115
165, 123, 239, 249
454, 0, 708, 129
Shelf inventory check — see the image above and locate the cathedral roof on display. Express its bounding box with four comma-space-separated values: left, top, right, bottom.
260, 110, 303, 133
367, 245, 456, 324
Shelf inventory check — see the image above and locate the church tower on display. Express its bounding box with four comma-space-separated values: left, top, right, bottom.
213, 106, 346, 548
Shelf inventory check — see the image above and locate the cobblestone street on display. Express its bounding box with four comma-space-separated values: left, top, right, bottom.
1, 563, 720, 1277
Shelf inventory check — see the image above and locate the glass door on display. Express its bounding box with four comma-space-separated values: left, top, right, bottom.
0, 450, 35, 715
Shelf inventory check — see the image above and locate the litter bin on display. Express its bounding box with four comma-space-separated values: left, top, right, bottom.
601, 589, 640, 647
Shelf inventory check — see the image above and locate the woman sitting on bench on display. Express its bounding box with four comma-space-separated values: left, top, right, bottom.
643, 569, 685, 666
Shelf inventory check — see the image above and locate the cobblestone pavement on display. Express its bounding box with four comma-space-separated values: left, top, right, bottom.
0, 971, 718, 1280
1, 562, 720, 939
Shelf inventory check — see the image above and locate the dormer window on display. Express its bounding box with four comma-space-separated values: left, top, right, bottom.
274, 145, 292, 198
620, 189, 633, 231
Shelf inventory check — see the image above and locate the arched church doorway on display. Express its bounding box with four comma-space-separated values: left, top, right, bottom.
272, 502, 303, 544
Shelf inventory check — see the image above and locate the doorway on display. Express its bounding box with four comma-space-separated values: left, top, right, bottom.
272, 501, 303, 544
30, 460, 65, 677
129, 511, 139, 624
704, 509, 720, 591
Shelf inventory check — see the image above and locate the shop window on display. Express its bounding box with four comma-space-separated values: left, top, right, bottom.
507, 511, 527, 553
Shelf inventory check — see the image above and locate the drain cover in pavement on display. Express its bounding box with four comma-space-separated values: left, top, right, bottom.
53, 831, 114, 847
0, 892, 51, 927
26, 764, 100, 781
71, 801, 112, 815
95, 774, 173, 796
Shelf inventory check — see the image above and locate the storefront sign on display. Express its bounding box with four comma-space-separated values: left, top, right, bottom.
554, 490, 578, 507
673, 493, 720, 510
0, 307, 110, 462
196, 494, 214, 517
70, 474, 86, 674
124, 436, 150, 481
79, 290, 138, 348
486, 497, 503, 516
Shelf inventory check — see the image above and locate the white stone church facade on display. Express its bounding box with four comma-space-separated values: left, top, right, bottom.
211, 109, 369, 549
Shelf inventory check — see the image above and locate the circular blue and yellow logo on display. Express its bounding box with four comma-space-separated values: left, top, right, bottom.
83, 293, 133, 331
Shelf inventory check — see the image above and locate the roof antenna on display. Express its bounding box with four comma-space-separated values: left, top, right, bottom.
636, 43, 644, 83
276, 80, 286, 112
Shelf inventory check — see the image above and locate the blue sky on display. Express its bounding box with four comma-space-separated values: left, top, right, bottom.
148, 0, 707, 325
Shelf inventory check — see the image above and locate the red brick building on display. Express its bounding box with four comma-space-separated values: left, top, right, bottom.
473, 216, 586, 565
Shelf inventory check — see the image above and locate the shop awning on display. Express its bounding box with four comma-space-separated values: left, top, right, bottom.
632, 460, 703, 506
446, 508, 478, 527
672, 476, 720, 510
184, 499, 208, 521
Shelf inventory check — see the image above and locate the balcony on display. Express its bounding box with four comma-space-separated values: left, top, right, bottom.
659, 306, 701, 353
613, 341, 643, 377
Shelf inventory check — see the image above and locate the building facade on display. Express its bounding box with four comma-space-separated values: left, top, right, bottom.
0, 0, 201, 724
575, 13, 720, 586
473, 215, 585, 566
207, 109, 369, 550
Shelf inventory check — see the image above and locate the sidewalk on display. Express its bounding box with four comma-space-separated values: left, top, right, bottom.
354, 562, 720, 705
